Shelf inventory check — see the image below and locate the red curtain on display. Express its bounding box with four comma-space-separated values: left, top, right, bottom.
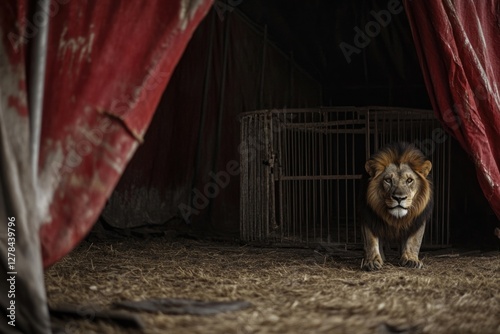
405, 0, 500, 218
2, 1, 212, 332
1, 0, 213, 270
36, 1, 213, 267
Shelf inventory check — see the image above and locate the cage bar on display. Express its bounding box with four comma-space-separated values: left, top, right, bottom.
240, 107, 451, 248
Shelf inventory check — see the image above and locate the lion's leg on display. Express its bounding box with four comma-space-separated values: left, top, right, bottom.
380, 241, 386, 262
400, 221, 426, 268
361, 225, 383, 271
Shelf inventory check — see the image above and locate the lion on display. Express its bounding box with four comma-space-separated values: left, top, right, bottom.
359, 142, 433, 271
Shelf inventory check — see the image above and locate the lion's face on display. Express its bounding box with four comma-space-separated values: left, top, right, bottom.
365, 144, 432, 224
380, 163, 420, 219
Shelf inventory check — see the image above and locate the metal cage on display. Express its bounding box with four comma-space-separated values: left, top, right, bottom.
240, 107, 451, 248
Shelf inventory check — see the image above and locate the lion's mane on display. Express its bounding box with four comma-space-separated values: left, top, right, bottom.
360, 142, 434, 241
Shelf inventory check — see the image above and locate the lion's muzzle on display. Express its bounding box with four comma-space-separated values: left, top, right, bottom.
387, 194, 410, 218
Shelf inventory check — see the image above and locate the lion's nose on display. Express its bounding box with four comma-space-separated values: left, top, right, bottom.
392, 195, 407, 203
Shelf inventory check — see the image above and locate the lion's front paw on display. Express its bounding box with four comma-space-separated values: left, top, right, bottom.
399, 255, 423, 269
361, 255, 383, 271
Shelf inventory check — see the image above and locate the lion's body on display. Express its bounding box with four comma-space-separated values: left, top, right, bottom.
360, 142, 433, 270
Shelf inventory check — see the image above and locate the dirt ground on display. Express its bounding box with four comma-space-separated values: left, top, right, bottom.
45, 236, 500, 334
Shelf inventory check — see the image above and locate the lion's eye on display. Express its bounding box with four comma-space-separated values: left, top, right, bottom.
406, 178, 414, 184
384, 178, 392, 185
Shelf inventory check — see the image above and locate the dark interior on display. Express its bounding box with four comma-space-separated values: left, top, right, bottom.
100, 0, 499, 249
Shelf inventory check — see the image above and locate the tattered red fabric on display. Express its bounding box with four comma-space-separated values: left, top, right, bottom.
405, 0, 500, 218
31, 0, 213, 267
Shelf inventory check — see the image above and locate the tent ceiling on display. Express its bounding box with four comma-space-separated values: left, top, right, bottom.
239, 0, 429, 106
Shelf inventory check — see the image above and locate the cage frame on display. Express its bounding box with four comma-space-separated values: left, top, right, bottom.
240, 107, 451, 249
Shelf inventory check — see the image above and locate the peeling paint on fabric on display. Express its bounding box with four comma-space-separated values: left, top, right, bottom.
38, 142, 64, 223
0, 34, 28, 117
57, 24, 95, 70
